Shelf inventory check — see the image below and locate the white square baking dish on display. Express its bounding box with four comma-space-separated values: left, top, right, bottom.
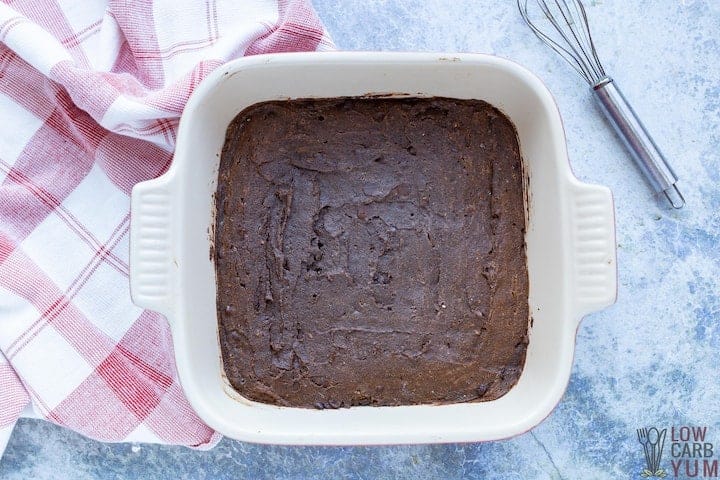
129, 52, 616, 445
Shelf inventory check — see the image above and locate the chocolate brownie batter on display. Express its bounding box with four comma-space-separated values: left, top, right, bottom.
215, 97, 528, 408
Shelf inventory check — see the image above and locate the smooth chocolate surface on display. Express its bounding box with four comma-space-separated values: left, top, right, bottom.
215, 97, 528, 408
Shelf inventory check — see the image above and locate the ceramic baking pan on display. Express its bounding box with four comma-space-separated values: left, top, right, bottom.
129, 52, 616, 445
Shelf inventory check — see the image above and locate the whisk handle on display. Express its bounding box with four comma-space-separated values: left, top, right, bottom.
592, 77, 684, 208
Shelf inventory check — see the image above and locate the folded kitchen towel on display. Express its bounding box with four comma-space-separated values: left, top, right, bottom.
0, 0, 333, 455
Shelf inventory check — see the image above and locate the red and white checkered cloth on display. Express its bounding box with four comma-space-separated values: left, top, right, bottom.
0, 0, 333, 454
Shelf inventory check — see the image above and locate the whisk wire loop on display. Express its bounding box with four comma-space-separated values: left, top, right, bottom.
518, 0, 606, 85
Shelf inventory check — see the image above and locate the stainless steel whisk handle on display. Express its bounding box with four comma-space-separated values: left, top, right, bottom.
592, 77, 685, 208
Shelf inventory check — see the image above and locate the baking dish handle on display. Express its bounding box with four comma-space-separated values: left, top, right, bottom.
567, 181, 618, 321
129, 174, 175, 317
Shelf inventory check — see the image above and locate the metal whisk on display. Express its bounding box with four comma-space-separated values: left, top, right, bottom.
518, 0, 685, 209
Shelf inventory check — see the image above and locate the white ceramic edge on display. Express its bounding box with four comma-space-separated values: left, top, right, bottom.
129, 174, 174, 314
129, 52, 617, 445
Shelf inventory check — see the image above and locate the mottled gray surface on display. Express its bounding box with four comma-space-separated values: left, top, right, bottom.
2, 1, 719, 478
